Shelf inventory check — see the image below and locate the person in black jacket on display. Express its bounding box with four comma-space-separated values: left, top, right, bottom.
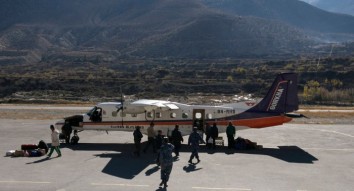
133, 126, 143, 157
210, 123, 219, 149
171, 125, 184, 157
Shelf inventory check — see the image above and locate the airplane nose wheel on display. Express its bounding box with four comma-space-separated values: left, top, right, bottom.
70, 130, 80, 145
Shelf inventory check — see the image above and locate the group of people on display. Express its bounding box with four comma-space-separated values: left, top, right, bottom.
45, 121, 236, 188
132, 121, 237, 188
133, 123, 184, 187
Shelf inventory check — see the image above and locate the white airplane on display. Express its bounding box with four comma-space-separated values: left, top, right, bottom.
55, 73, 301, 143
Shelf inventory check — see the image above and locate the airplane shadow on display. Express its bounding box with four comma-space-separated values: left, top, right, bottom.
67, 142, 157, 179
64, 143, 318, 179
198, 145, 318, 164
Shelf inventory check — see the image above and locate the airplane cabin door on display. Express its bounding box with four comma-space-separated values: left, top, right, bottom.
193, 109, 205, 132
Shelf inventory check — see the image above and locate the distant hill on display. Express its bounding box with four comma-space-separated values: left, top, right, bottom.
300, 0, 354, 16
201, 0, 354, 40
0, 0, 353, 60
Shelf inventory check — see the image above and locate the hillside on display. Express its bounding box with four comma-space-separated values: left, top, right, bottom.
2, 0, 354, 60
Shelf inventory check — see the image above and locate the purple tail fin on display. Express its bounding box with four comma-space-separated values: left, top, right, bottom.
249, 73, 299, 114
226, 73, 299, 121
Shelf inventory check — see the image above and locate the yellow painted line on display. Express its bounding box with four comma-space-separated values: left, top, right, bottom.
0, 180, 51, 184
192, 187, 251, 190
91, 183, 149, 187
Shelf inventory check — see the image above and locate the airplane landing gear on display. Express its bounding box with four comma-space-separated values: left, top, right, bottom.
70, 130, 80, 145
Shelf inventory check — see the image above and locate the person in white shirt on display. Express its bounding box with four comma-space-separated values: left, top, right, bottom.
47, 125, 61, 158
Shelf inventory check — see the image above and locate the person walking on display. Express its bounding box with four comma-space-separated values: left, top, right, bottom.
210, 123, 219, 149
188, 127, 205, 163
143, 122, 156, 153
133, 126, 143, 157
47, 125, 61, 158
226, 122, 236, 149
159, 137, 174, 188
171, 124, 183, 157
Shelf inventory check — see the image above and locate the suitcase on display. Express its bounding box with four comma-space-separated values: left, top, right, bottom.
21, 144, 38, 150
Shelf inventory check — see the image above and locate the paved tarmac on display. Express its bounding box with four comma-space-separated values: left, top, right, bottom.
0, 119, 353, 191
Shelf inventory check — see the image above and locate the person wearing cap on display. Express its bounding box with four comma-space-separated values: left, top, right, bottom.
188, 127, 205, 163
47, 125, 61, 158
159, 137, 174, 188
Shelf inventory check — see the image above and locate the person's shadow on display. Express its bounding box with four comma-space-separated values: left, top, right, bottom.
26, 157, 52, 164
183, 163, 202, 173
145, 165, 160, 176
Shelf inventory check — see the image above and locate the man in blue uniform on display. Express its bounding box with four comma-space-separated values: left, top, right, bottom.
159, 137, 174, 188
188, 127, 205, 163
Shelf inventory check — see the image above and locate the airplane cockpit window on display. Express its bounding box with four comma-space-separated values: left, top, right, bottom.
87, 107, 97, 116
89, 107, 102, 122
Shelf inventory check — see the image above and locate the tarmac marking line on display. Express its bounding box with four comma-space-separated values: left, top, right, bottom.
91, 183, 149, 187
0, 180, 51, 184
192, 187, 251, 190
304, 129, 354, 138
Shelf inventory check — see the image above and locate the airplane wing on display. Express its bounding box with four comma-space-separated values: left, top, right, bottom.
124, 99, 179, 113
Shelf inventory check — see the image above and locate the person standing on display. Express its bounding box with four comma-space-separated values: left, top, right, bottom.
226, 122, 236, 149
159, 137, 174, 188
143, 122, 156, 153
204, 122, 211, 145
47, 125, 61, 158
188, 127, 205, 163
210, 123, 219, 149
155, 130, 164, 165
133, 126, 143, 157
171, 124, 183, 157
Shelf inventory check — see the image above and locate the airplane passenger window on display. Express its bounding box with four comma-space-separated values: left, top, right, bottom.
182, 113, 188, 119
195, 112, 202, 119
170, 113, 176, 118
147, 112, 154, 118
112, 111, 117, 117
156, 112, 162, 118
206, 113, 213, 119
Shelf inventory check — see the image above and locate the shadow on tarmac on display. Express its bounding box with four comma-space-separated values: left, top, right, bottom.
224, 145, 318, 163
61, 143, 317, 179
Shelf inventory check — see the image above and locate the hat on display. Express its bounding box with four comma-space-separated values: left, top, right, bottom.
163, 136, 169, 143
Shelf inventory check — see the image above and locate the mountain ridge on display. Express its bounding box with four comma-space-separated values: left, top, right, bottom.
0, 0, 353, 60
